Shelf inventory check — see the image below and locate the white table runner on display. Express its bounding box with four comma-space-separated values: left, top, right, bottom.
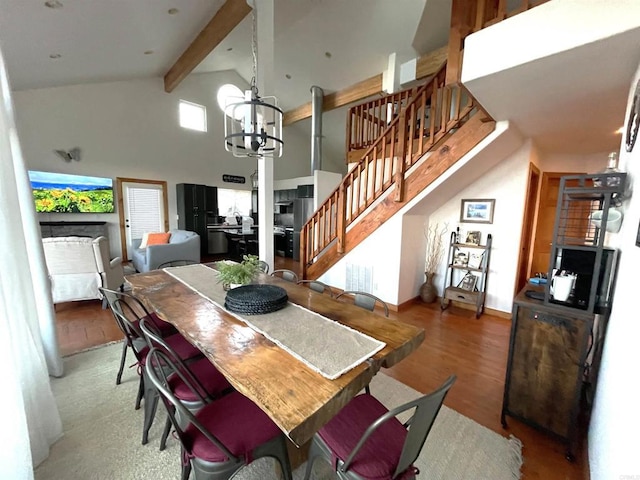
164, 264, 385, 379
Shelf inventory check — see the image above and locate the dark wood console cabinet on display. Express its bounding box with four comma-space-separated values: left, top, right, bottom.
502, 287, 602, 461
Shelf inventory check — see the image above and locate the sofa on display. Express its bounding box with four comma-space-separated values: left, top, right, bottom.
130, 230, 200, 273
42, 236, 124, 304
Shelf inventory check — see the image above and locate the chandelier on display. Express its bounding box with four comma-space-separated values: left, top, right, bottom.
222, 5, 283, 158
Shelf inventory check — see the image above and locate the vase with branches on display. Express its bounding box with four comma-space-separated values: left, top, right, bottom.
421, 222, 448, 303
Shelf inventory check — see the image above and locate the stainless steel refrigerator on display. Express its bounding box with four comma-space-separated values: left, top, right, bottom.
293, 198, 314, 261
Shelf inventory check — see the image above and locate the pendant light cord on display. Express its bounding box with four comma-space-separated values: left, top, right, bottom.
251, 6, 258, 96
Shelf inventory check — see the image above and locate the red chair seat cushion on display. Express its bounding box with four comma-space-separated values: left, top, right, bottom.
318, 394, 409, 480
183, 391, 281, 463
169, 357, 232, 401
138, 333, 202, 366
134, 312, 177, 336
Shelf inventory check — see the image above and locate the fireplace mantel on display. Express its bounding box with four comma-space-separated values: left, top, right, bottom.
40, 221, 108, 238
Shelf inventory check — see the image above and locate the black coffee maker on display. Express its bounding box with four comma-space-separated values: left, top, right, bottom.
558, 247, 618, 311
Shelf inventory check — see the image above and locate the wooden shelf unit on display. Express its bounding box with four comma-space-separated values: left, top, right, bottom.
440, 232, 492, 318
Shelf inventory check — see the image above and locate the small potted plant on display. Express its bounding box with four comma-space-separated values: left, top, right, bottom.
216, 254, 260, 290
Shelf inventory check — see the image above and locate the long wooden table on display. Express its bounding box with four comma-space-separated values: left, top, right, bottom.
127, 265, 424, 446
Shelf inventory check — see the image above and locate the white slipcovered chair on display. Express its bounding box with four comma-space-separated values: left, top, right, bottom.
42, 236, 124, 304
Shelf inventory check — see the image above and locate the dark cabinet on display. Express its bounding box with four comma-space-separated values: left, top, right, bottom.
502, 290, 596, 461
285, 229, 294, 257
176, 183, 218, 256
274, 189, 297, 203
296, 184, 314, 198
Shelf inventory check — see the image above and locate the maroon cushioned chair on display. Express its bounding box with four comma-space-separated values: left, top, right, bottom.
146, 348, 293, 480
139, 317, 233, 451
303, 375, 456, 480
100, 286, 177, 385
100, 287, 204, 445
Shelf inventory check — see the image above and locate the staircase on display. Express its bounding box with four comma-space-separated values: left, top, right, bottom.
301, 63, 495, 279
300, 0, 546, 281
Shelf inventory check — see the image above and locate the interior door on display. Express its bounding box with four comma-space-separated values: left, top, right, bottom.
117, 178, 169, 261
530, 172, 584, 277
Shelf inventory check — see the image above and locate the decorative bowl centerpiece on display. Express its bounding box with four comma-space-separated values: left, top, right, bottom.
224, 284, 288, 315
216, 255, 261, 290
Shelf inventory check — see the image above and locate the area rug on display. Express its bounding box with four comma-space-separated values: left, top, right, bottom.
35, 343, 523, 480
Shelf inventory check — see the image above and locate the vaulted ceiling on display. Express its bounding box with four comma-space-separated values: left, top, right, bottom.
0, 0, 441, 111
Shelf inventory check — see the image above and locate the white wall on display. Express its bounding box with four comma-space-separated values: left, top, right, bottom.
539, 151, 611, 174
462, 0, 640, 83
589, 61, 640, 480
429, 141, 533, 312
12, 71, 337, 257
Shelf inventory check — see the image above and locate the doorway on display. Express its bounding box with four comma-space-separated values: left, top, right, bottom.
528, 171, 584, 281
116, 178, 169, 261
514, 163, 541, 293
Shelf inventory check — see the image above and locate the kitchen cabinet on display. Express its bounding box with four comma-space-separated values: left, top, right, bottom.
275, 189, 297, 203
501, 288, 600, 461
440, 232, 492, 318
176, 183, 217, 256
296, 184, 314, 198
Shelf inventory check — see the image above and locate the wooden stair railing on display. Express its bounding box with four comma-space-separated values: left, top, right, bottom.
346, 87, 417, 156
301, 62, 485, 278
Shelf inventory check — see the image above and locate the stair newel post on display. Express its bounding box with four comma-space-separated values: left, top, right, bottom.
300, 225, 308, 278
393, 109, 408, 202
345, 107, 353, 153
337, 181, 347, 254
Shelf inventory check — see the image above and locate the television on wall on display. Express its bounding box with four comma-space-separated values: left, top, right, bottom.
28, 170, 115, 213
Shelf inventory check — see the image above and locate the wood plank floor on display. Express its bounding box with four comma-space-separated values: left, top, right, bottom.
55, 257, 587, 480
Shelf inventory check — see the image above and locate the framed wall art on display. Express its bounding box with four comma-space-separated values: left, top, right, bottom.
460, 199, 495, 224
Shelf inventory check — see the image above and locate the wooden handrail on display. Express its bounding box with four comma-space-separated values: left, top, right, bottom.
302, 62, 479, 274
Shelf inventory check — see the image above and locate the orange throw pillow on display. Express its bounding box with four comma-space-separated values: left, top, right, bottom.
145, 232, 171, 246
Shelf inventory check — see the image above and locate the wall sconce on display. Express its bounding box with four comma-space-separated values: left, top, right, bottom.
54, 147, 81, 162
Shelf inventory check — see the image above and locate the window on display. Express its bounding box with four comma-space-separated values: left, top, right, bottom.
218, 188, 251, 217
179, 100, 207, 132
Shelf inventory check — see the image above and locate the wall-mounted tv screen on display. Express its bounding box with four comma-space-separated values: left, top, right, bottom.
28, 170, 115, 213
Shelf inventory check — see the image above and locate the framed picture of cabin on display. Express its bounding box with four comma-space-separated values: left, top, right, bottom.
460, 199, 495, 224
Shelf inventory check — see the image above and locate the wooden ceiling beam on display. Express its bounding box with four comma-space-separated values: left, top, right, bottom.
283, 45, 448, 126
164, 0, 251, 93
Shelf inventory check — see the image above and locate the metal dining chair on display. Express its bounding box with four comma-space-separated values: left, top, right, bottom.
157, 259, 199, 269
139, 318, 233, 450
303, 375, 456, 480
100, 287, 204, 445
297, 279, 334, 297
146, 347, 293, 480
336, 291, 390, 317
271, 269, 299, 283
100, 287, 178, 386
257, 260, 269, 274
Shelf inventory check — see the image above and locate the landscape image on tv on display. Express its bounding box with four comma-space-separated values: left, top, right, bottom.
29, 171, 115, 213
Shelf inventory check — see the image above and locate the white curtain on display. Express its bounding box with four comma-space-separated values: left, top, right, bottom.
0, 44, 63, 478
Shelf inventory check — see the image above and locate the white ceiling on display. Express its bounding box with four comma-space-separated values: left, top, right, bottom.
0, 0, 637, 158
0, 0, 436, 110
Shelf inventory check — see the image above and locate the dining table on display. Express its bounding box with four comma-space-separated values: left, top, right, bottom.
126, 263, 425, 448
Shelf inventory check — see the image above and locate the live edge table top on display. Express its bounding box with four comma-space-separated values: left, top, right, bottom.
126, 265, 424, 446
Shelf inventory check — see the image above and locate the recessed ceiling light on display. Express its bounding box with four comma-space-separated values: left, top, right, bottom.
325, 51, 332, 58
44, 1, 63, 9
285, 74, 292, 80
49, 53, 62, 59
144, 50, 154, 55
167, 8, 179, 15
